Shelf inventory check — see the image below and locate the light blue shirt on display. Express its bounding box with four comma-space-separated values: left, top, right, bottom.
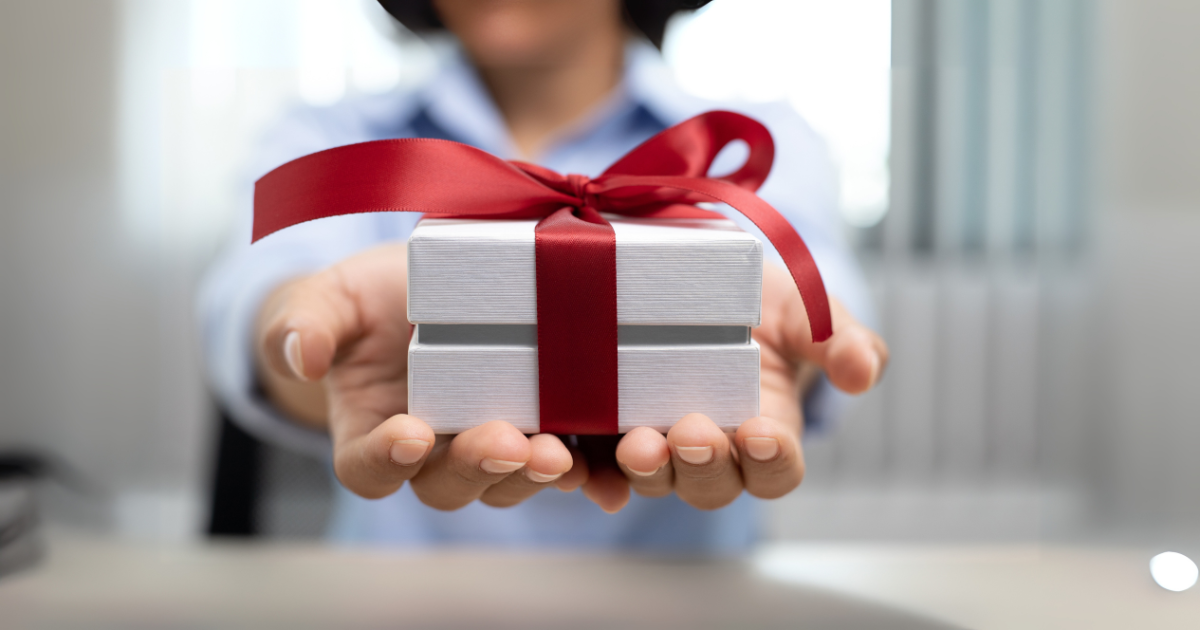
199, 41, 871, 552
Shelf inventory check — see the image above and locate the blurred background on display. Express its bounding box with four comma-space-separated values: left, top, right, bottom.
0, 0, 1197, 555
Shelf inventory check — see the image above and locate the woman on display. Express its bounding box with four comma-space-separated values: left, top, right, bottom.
200, 0, 888, 551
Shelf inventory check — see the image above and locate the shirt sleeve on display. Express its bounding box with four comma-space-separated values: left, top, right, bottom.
197, 108, 393, 457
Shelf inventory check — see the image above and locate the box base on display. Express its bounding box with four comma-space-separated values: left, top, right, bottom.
408, 329, 760, 433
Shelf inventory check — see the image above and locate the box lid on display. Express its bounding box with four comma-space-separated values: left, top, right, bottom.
407, 216, 762, 325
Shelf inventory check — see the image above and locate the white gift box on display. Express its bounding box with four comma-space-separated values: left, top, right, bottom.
407, 216, 763, 433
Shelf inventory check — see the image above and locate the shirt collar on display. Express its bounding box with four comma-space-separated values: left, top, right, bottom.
412, 39, 701, 160
415, 50, 516, 156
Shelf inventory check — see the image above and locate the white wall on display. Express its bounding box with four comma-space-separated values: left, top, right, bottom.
1093, 0, 1200, 540
0, 0, 211, 539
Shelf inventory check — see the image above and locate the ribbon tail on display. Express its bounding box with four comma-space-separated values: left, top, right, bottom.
252, 138, 578, 242
728, 188, 833, 342
599, 176, 834, 343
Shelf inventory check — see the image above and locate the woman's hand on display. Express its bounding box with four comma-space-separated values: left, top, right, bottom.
580, 262, 889, 512
256, 247, 886, 513
255, 244, 580, 509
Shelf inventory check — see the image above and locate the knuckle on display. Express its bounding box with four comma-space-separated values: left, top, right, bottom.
624, 465, 674, 497
353, 485, 394, 501
410, 485, 470, 512
746, 465, 804, 500
680, 490, 741, 511
479, 488, 532, 508
746, 481, 796, 500
630, 483, 672, 498
450, 463, 494, 488
332, 457, 395, 500
518, 474, 558, 489
331, 451, 358, 488
674, 464, 728, 484
478, 494, 514, 508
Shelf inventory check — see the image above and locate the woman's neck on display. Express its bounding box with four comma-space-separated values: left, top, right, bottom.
476, 30, 625, 158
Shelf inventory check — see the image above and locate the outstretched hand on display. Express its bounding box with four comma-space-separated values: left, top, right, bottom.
579, 262, 888, 511
255, 245, 887, 512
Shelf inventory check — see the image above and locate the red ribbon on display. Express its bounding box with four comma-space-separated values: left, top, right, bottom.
253, 110, 831, 435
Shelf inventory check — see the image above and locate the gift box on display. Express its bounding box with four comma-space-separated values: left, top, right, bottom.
407, 216, 763, 433
252, 110, 833, 436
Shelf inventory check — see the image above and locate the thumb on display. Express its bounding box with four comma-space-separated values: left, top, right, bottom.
809, 298, 888, 394
762, 263, 888, 395
257, 269, 363, 382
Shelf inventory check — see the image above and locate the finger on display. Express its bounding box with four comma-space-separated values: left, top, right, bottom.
258, 269, 365, 382
408, 421, 532, 511
479, 434, 573, 508
734, 416, 805, 499
555, 446, 589, 492
581, 467, 630, 514
760, 264, 888, 394
330, 414, 434, 500
576, 435, 630, 513
666, 413, 744, 510
817, 298, 889, 394
614, 427, 673, 498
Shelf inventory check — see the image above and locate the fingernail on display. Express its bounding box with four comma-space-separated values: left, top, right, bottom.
480, 458, 525, 475
525, 469, 564, 483
870, 351, 884, 385
625, 465, 661, 477
743, 437, 780, 462
284, 331, 306, 380
674, 445, 714, 466
389, 439, 429, 466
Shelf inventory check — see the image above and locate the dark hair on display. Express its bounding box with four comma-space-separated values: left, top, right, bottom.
376, 0, 712, 50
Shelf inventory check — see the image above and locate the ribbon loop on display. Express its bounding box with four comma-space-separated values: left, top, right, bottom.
601, 110, 774, 191
253, 110, 833, 435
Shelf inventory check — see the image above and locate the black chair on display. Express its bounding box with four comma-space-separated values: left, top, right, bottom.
206, 412, 263, 537
207, 410, 333, 539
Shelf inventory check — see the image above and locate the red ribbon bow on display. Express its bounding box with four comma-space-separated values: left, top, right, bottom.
254, 110, 831, 435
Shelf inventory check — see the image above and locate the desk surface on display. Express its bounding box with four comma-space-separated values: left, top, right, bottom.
1, 536, 1197, 629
